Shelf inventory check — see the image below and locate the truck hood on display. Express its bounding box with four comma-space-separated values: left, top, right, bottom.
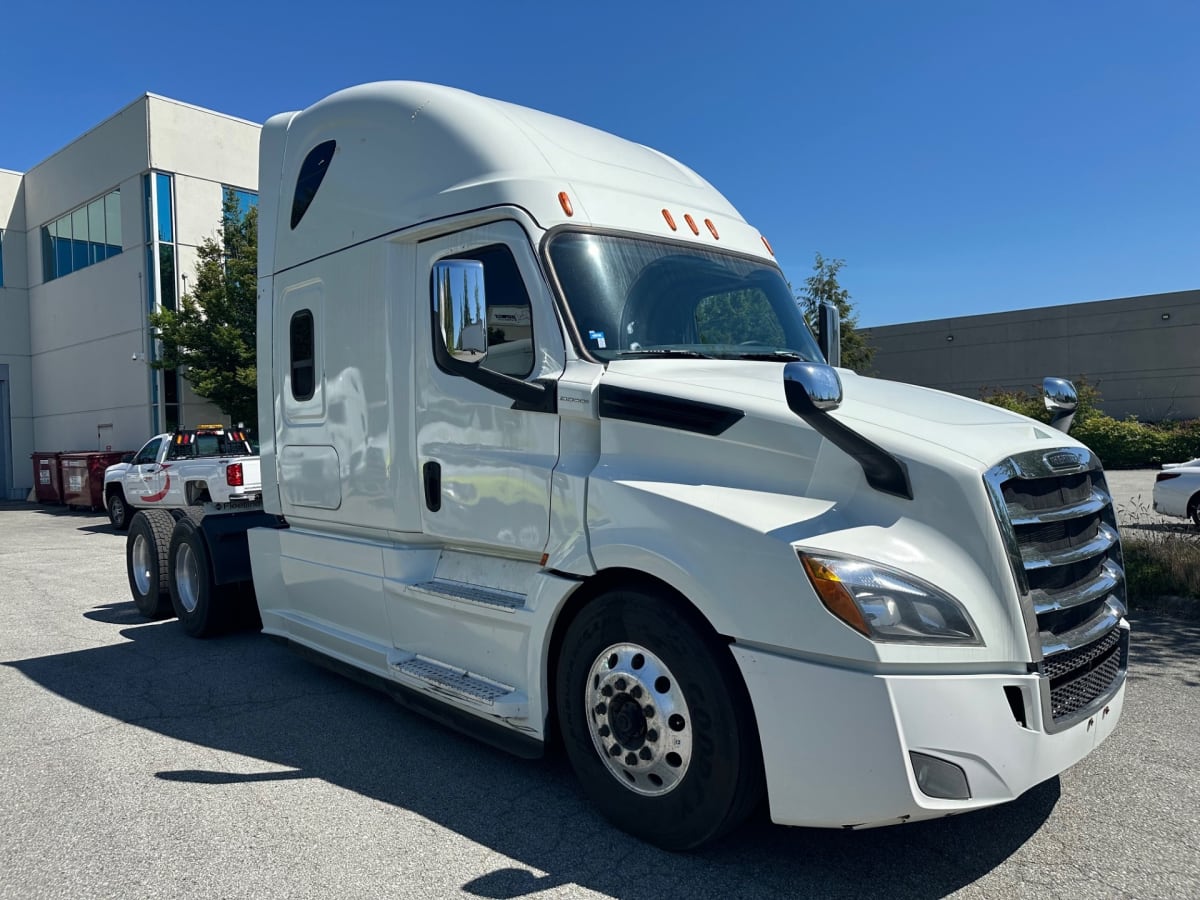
601, 359, 1081, 472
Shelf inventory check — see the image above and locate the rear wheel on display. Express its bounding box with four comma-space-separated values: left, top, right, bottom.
126, 510, 175, 619
1188, 493, 1200, 529
555, 586, 763, 850
168, 516, 231, 637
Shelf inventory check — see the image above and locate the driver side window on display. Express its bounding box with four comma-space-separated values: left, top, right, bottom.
134, 439, 162, 465
442, 243, 535, 378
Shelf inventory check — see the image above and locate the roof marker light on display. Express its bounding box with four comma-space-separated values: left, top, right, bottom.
704, 218, 719, 240
684, 214, 700, 235
662, 209, 677, 231
761, 235, 775, 257
558, 192, 574, 217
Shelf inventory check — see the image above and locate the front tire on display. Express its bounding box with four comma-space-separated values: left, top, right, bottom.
107, 488, 130, 531
167, 516, 230, 638
556, 587, 764, 850
1188, 493, 1200, 529
126, 510, 175, 619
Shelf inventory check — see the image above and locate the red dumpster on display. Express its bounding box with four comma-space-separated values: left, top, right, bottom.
31, 452, 66, 504
60, 451, 133, 511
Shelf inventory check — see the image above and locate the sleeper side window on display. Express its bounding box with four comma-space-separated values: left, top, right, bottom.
444, 243, 535, 378
290, 310, 316, 401
291, 140, 336, 229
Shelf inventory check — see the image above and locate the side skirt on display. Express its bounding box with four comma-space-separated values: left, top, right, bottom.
268, 634, 545, 760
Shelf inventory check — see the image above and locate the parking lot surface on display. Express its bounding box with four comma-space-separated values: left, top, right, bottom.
1, 492, 1197, 900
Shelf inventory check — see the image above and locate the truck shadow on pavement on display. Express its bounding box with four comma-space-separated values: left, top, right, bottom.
10, 601, 1064, 900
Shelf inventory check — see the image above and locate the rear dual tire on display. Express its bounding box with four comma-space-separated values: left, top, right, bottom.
126, 510, 175, 619
168, 516, 234, 638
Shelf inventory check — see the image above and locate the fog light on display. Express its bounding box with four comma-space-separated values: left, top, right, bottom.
909, 751, 971, 800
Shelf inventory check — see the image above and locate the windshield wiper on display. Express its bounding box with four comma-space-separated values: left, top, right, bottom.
722, 349, 807, 361
613, 349, 713, 359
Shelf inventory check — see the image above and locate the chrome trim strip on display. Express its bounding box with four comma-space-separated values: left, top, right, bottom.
1032, 561, 1123, 616
1020, 523, 1119, 570
1039, 598, 1125, 657
1007, 487, 1112, 526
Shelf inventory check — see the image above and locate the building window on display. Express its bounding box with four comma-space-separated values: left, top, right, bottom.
40, 189, 122, 282
224, 187, 258, 222
0, 229, 5, 286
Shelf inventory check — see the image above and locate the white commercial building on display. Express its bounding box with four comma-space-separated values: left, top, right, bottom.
0, 95, 260, 499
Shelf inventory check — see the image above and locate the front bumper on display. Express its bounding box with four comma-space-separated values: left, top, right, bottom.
731, 640, 1125, 828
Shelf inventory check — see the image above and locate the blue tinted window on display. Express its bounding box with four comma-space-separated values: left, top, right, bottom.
39, 188, 121, 282
156, 172, 173, 242
224, 187, 258, 222
0, 230, 5, 286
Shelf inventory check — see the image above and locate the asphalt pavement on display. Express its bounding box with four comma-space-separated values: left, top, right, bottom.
1, 497, 1197, 900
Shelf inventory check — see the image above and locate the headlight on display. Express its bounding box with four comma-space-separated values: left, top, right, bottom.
798, 551, 982, 645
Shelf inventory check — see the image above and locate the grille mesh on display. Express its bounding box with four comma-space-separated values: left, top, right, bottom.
1049, 630, 1125, 720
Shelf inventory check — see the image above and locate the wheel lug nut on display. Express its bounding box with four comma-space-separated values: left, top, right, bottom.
625, 752, 638, 766
610, 744, 622, 757
598, 725, 610, 738
643, 705, 655, 718
630, 686, 643, 699
639, 747, 652, 760
615, 678, 627, 691
595, 702, 607, 715
647, 729, 658, 742
601, 685, 613, 697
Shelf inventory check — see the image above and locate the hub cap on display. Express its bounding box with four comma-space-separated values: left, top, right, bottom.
585, 643, 693, 796
175, 542, 200, 613
132, 534, 152, 595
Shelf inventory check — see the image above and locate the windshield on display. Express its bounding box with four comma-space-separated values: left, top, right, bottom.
546, 232, 823, 363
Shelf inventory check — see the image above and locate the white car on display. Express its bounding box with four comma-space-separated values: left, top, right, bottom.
1153, 465, 1200, 526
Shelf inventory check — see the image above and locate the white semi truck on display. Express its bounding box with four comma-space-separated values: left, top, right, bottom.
126, 82, 1128, 850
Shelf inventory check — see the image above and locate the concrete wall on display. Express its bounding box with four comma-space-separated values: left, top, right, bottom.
863, 289, 1200, 421
1, 170, 33, 496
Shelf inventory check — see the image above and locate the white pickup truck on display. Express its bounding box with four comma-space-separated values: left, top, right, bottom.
103, 425, 262, 530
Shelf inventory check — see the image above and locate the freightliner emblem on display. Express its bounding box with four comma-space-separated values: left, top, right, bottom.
1046, 450, 1086, 471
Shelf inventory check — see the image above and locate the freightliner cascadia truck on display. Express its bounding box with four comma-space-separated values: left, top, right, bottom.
124, 82, 1128, 850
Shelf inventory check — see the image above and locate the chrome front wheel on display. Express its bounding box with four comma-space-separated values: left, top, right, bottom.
585, 643, 693, 797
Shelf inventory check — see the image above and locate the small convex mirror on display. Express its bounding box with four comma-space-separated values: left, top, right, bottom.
433, 259, 489, 364
1043, 377, 1078, 434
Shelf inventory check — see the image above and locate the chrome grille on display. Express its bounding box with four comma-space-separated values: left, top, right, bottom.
985, 448, 1128, 732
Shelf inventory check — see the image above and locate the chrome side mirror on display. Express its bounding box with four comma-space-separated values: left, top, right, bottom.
817, 301, 841, 369
783, 362, 843, 414
1043, 377, 1078, 434
433, 259, 488, 364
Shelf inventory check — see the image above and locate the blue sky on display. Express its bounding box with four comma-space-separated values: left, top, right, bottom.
2, 1, 1195, 326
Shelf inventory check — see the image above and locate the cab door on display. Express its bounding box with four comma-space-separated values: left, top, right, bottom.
413, 221, 564, 557
128, 437, 167, 503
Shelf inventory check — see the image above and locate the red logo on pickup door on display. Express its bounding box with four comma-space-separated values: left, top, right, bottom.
140, 464, 172, 502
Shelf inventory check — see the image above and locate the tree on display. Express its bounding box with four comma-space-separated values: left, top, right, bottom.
150, 189, 258, 429
796, 253, 875, 373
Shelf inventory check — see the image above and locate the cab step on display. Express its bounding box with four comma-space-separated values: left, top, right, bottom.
410, 578, 526, 611
389, 653, 528, 718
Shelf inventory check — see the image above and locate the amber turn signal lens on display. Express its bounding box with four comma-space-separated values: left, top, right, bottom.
800, 554, 870, 636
